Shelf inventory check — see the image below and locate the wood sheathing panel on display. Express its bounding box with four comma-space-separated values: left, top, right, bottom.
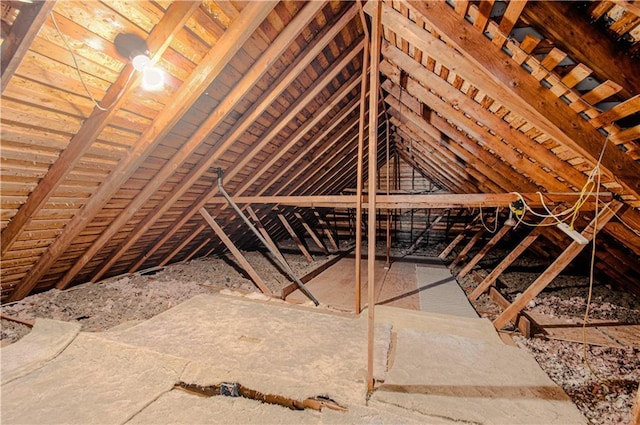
0, 0, 638, 301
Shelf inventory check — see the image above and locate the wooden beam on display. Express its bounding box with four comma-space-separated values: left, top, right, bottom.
247, 206, 289, 267
498, 1, 527, 36
294, 212, 328, 255
401, 1, 640, 197
493, 201, 624, 329
276, 210, 314, 263
1, 0, 57, 93
159, 224, 206, 267
8, 1, 277, 302
457, 223, 511, 278
405, 211, 448, 255
367, 0, 382, 396
199, 208, 271, 295
0, 1, 200, 256
468, 214, 558, 300
522, 1, 640, 99
448, 222, 489, 269
56, 1, 321, 288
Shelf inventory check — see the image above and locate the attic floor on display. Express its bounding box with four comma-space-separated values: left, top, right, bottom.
2, 292, 586, 424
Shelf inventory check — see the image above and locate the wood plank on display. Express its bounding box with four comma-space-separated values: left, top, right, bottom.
473, 0, 495, 32
276, 210, 314, 263
498, 0, 527, 36
1, 0, 57, 92
448, 225, 487, 269
313, 209, 339, 251
8, 1, 277, 302
493, 201, 624, 329
54, 1, 324, 289
0, 1, 200, 257
401, 1, 640, 198
199, 208, 271, 294
590, 94, 640, 128
440, 214, 481, 260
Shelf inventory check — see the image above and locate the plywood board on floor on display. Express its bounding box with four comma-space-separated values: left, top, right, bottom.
287, 257, 420, 312
415, 265, 478, 318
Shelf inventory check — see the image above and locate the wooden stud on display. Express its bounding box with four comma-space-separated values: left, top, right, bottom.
0, 1, 200, 257
457, 223, 511, 278
159, 224, 206, 267
493, 201, 624, 329
199, 208, 271, 295
276, 209, 314, 264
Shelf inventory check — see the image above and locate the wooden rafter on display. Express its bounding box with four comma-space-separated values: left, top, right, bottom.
55, 0, 324, 288
0, 1, 200, 256
159, 223, 206, 267
276, 210, 314, 263
246, 206, 289, 267
457, 223, 511, 279
294, 212, 328, 255
396, 1, 640, 199
8, 1, 277, 301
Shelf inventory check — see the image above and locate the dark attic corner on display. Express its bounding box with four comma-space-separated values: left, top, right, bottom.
0, 0, 639, 424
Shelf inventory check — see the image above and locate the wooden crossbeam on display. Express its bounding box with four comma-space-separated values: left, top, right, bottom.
457, 223, 511, 278
468, 214, 559, 300
0, 1, 200, 256
8, 2, 275, 302
276, 210, 314, 263
199, 208, 271, 295
493, 201, 624, 329
294, 212, 328, 255
1, 0, 57, 92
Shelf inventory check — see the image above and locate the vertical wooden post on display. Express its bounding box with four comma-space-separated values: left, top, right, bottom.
247, 206, 289, 267
468, 214, 558, 300
457, 223, 511, 279
200, 208, 272, 295
367, 0, 382, 396
355, 0, 370, 315
493, 201, 622, 329
276, 209, 314, 263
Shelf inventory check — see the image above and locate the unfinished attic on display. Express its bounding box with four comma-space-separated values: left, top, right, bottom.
1, 0, 640, 423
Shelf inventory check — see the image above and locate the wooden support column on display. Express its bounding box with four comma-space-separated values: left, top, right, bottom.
247, 207, 289, 267
468, 214, 559, 300
367, 0, 382, 396
439, 213, 482, 260
493, 201, 623, 329
200, 208, 271, 295
355, 0, 370, 315
276, 210, 314, 263
457, 223, 511, 279
159, 224, 206, 267
313, 210, 339, 251
183, 238, 212, 264
294, 212, 328, 255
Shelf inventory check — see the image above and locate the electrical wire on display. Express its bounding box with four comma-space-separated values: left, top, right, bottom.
479, 205, 499, 233
50, 11, 132, 112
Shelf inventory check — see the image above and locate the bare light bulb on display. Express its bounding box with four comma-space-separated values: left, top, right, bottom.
132, 54, 150, 71
142, 66, 164, 91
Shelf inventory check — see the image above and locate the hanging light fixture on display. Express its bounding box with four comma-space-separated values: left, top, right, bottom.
114, 33, 164, 91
